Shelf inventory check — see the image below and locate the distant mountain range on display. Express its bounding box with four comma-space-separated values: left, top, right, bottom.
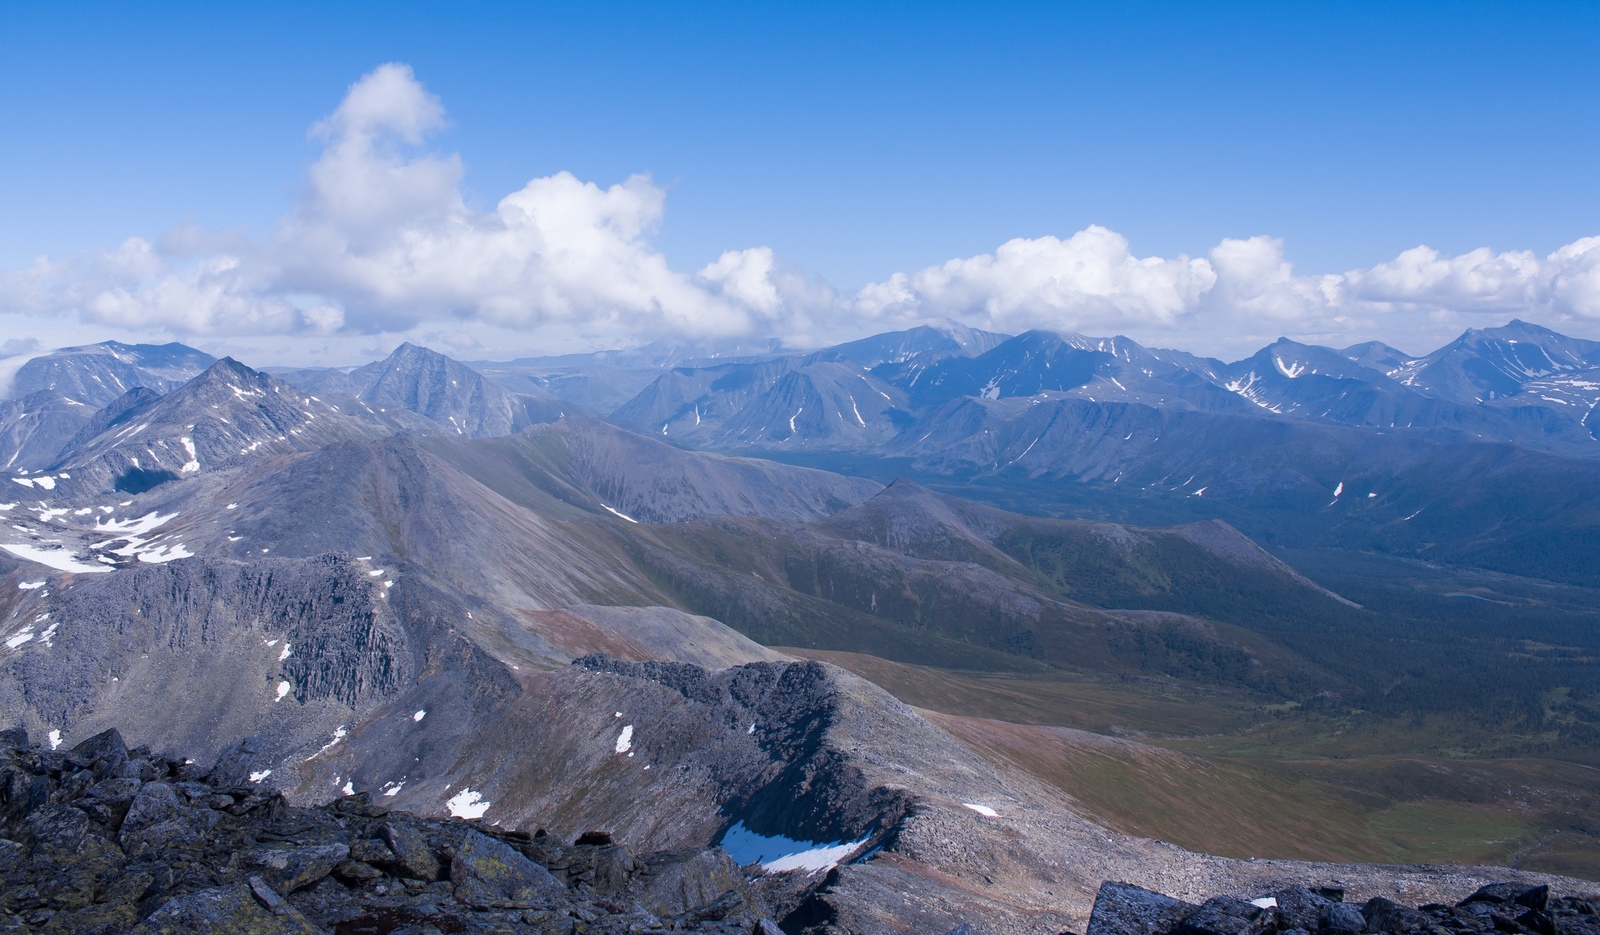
4, 321, 1600, 929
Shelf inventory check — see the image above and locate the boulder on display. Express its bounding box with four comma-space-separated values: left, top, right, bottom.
1461, 884, 1550, 912
1361, 898, 1429, 934
128, 883, 320, 934
1088, 882, 1201, 935
231, 843, 349, 894
450, 829, 567, 910
377, 820, 440, 881
633, 847, 748, 918
1177, 896, 1274, 935
1323, 902, 1367, 934
1271, 886, 1336, 932
68, 728, 128, 781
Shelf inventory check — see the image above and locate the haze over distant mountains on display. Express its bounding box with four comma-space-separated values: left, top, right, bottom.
3, 318, 1600, 932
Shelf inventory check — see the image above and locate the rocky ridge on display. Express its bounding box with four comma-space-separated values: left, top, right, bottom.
0, 725, 786, 934
1086, 880, 1600, 935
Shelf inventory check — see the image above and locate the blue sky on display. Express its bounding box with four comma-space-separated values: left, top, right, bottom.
2, 1, 1598, 363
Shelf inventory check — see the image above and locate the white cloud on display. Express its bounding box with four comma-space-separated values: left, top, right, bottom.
0, 63, 792, 343
1, 61, 1597, 357
853, 229, 1600, 351
853, 226, 1215, 334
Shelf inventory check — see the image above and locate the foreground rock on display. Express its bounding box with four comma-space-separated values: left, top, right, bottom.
0, 727, 780, 933
1088, 881, 1600, 935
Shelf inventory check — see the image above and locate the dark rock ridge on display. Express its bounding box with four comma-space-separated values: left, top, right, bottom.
0, 726, 786, 934
1087, 881, 1600, 935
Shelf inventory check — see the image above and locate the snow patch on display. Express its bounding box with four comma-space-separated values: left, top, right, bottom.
249, 769, 272, 782
413, 710, 426, 722
1252, 898, 1279, 909
313, 726, 348, 758
5, 627, 34, 649
17, 581, 45, 590
275, 680, 292, 702
278, 642, 292, 662
382, 781, 405, 797
47, 729, 61, 750
136, 542, 193, 563
962, 803, 999, 817
1332, 481, 1344, 498
446, 788, 490, 819
615, 725, 634, 754
0, 542, 111, 574
718, 822, 868, 874
601, 504, 639, 523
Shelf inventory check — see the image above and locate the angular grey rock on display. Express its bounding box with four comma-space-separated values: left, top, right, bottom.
1361, 898, 1428, 934
348, 837, 397, 864
1088, 882, 1201, 935
450, 829, 567, 909
1461, 883, 1550, 912
1271, 886, 1336, 931
69, 727, 128, 781
18, 804, 93, 855
233, 843, 350, 894
1322, 902, 1367, 934
1177, 895, 1271, 935
633, 847, 748, 919
128, 883, 320, 934
378, 820, 441, 881
119, 782, 184, 837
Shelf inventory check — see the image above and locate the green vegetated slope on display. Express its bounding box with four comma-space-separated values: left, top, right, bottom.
423, 424, 1600, 878
627, 476, 1600, 879
787, 649, 1600, 883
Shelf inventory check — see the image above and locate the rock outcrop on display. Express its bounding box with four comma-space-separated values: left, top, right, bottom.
0, 726, 783, 934
1087, 881, 1600, 935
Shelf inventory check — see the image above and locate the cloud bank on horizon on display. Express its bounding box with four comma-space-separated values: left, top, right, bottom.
3, 63, 1599, 358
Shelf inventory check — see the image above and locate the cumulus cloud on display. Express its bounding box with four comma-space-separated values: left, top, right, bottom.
1, 61, 1598, 354
853, 227, 1215, 334
0, 63, 795, 342
854, 229, 1600, 344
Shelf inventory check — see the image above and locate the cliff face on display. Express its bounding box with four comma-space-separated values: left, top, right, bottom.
0, 555, 411, 763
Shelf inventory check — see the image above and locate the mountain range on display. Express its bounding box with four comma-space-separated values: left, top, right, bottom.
2, 321, 1599, 932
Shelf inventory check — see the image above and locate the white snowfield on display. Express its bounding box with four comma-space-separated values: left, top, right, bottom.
0, 542, 111, 574
446, 788, 490, 819
962, 803, 1000, 818
614, 725, 634, 754
718, 821, 870, 874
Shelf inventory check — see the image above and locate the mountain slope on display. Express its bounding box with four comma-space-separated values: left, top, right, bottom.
612, 352, 915, 449
0, 390, 96, 471
47, 357, 435, 494
279, 342, 558, 437
7, 340, 215, 408
1397, 319, 1600, 403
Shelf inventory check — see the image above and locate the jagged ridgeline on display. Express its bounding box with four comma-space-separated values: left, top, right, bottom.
1, 329, 1599, 933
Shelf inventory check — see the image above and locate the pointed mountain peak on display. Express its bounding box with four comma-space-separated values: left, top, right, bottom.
190, 356, 267, 386
878, 476, 937, 496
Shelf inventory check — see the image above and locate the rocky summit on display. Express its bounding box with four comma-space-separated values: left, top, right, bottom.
0, 726, 788, 934
1087, 881, 1600, 935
